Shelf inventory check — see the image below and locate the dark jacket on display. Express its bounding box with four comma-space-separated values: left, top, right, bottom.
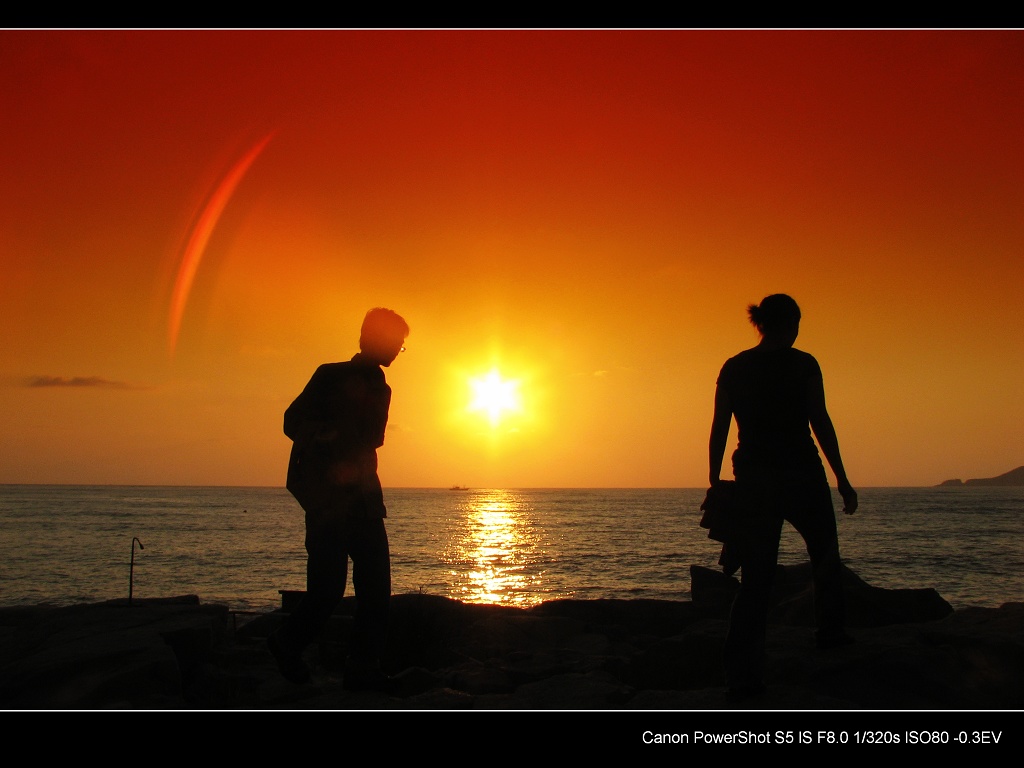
284, 353, 391, 517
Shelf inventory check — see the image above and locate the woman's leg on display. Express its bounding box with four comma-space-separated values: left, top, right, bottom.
724, 513, 784, 689
787, 487, 847, 643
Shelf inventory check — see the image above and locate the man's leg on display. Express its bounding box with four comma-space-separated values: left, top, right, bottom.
347, 516, 391, 663
342, 516, 392, 690
271, 510, 348, 682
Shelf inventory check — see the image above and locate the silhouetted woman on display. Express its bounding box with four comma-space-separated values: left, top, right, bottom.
708, 294, 857, 699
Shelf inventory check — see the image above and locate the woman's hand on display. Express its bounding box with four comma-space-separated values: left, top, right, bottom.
839, 484, 858, 515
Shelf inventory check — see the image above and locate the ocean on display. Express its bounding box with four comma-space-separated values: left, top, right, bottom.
0, 485, 1020, 614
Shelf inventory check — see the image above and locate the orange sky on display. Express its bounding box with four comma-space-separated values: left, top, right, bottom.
2, 29, 1022, 488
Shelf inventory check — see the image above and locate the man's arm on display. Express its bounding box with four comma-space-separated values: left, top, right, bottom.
284, 366, 330, 444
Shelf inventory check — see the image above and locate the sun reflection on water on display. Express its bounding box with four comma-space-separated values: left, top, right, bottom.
442, 489, 545, 607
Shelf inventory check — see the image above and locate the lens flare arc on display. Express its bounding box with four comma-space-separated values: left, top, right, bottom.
167, 132, 275, 356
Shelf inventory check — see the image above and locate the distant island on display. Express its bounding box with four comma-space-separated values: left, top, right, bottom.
937, 465, 1024, 487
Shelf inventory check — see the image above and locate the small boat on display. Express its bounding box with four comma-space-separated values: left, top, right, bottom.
448, 485, 470, 491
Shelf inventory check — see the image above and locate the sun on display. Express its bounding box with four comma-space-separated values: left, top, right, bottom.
468, 370, 522, 426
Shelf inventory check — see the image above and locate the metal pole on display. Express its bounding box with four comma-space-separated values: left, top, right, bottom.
129, 537, 144, 606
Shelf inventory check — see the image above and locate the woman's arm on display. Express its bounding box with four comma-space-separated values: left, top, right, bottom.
807, 370, 858, 514
709, 383, 733, 487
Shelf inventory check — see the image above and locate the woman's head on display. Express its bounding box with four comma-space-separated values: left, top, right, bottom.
747, 294, 801, 338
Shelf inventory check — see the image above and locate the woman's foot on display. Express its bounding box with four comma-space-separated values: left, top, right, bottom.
268, 631, 311, 684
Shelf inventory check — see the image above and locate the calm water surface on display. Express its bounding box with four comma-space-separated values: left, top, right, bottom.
0, 485, 1019, 613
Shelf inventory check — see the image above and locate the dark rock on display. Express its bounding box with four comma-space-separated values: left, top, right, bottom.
0, 596, 225, 709
475, 670, 632, 710
403, 686, 476, 709
689, 565, 739, 617
528, 598, 697, 637
0, 574, 1018, 710
690, 561, 953, 627
445, 659, 516, 694
629, 619, 726, 690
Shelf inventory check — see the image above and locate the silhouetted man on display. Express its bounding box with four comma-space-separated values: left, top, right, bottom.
269, 307, 409, 688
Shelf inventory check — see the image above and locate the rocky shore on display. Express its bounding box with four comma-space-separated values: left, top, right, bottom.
2, 563, 1022, 711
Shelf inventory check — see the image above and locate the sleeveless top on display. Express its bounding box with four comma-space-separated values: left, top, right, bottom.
717, 346, 824, 481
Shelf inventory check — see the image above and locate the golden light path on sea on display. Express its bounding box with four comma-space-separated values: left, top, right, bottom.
443, 489, 542, 607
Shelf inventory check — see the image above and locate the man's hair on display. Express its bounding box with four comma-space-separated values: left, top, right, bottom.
360, 307, 409, 350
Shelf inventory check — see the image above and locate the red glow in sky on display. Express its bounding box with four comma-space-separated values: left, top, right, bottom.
1, 30, 1022, 487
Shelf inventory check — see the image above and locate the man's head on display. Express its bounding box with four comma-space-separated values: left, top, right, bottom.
359, 307, 409, 366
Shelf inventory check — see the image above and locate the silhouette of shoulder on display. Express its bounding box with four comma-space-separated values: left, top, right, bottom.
719, 347, 823, 468
718, 347, 821, 399
284, 357, 390, 445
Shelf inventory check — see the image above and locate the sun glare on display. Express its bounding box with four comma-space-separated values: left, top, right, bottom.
468, 370, 522, 426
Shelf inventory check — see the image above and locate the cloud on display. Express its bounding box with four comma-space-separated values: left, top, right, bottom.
26, 375, 148, 390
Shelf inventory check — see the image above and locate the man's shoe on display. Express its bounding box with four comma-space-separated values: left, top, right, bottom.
268, 632, 311, 684
342, 658, 394, 693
